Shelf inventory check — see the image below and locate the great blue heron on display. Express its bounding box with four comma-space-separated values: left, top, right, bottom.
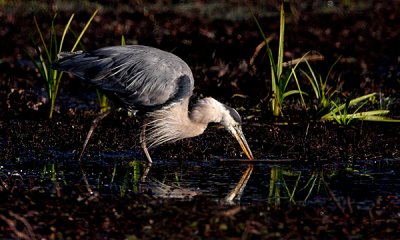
53, 45, 254, 163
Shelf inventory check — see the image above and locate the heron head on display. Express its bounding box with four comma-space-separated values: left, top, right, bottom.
220, 105, 254, 160
191, 97, 254, 160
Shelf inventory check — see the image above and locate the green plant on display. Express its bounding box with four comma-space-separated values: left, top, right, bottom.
251, 3, 313, 117
252, 4, 284, 116
268, 166, 304, 205
96, 89, 109, 113
297, 56, 400, 124
267, 167, 335, 205
41, 163, 67, 195
321, 93, 400, 124
119, 160, 143, 197
297, 171, 323, 202
31, 10, 98, 118
109, 160, 143, 197
300, 55, 341, 116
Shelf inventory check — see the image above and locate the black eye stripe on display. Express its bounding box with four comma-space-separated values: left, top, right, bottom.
226, 106, 242, 125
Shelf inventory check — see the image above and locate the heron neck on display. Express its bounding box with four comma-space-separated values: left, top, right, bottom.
145, 98, 209, 147
189, 97, 225, 125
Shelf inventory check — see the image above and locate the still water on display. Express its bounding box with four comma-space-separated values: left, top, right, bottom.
2, 149, 399, 209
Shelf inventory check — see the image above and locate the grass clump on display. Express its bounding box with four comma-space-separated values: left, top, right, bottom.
31, 10, 98, 118
321, 93, 400, 124
299, 58, 400, 124
251, 3, 292, 117
250, 3, 322, 118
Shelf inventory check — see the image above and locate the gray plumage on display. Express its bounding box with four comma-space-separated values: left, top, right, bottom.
53, 45, 254, 162
55, 45, 193, 112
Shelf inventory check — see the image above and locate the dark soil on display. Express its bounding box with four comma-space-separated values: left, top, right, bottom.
1, 189, 399, 239
1, 1, 400, 239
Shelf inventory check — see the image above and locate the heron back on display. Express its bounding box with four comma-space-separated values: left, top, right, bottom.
53, 45, 195, 112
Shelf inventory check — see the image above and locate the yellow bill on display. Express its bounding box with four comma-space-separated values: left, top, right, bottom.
228, 125, 254, 160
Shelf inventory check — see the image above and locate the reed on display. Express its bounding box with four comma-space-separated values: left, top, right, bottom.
250, 3, 320, 118
31, 10, 98, 118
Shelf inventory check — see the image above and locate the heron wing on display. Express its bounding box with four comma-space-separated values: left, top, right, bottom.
54, 45, 195, 111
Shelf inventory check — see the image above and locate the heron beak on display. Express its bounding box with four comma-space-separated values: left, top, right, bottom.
228, 125, 254, 160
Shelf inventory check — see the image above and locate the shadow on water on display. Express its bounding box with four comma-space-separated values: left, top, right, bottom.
1, 148, 400, 209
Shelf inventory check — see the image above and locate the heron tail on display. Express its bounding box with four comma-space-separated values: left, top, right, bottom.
52, 50, 95, 79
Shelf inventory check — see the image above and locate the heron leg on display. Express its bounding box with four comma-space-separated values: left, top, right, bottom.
140, 162, 152, 182
78, 110, 111, 161
78, 109, 110, 195
140, 121, 153, 164
139, 121, 153, 181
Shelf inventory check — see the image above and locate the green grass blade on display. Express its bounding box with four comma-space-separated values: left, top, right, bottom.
322, 93, 377, 119
53, 73, 63, 101
304, 58, 318, 87
290, 69, 306, 109
301, 69, 320, 99
59, 13, 75, 54
352, 98, 368, 115
68, 29, 87, 51
38, 52, 49, 85
249, 6, 277, 87
288, 172, 301, 203
322, 110, 398, 122
249, 6, 268, 46
324, 55, 342, 86
268, 167, 279, 203
282, 89, 306, 98
33, 16, 51, 61
360, 116, 400, 122
302, 56, 324, 102
121, 35, 126, 45
277, 3, 285, 80
249, 5, 280, 116
304, 173, 318, 202
50, 15, 58, 61
27, 48, 46, 80
298, 173, 315, 192
71, 9, 98, 51
328, 101, 343, 124
347, 92, 376, 107
351, 110, 390, 117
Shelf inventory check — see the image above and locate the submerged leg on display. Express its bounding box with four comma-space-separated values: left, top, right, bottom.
140, 121, 153, 163
78, 109, 110, 195
140, 121, 152, 181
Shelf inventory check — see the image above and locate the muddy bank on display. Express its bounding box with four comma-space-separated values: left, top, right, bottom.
1, 113, 400, 162
1, 188, 399, 239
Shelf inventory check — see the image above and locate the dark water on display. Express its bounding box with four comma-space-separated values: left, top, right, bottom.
2, 148, 400, 209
